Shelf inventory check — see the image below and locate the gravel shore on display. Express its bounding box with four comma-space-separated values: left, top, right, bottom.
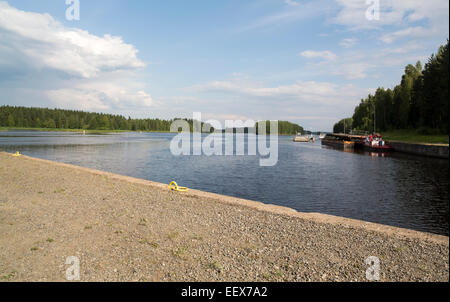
0, 151, 448, 282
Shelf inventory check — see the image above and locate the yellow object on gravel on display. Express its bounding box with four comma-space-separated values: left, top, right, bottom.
168, 181, 188, 192
12, 152, 22, 157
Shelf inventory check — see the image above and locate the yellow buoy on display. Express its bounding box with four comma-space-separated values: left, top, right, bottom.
12, 151, 22, 157
168, 181, 188, 192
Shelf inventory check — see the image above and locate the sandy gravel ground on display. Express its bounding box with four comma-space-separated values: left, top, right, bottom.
0, 152, 448, 282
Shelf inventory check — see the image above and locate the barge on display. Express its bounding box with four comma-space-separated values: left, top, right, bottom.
321, 133, 393, 153
321, 133, 364, 149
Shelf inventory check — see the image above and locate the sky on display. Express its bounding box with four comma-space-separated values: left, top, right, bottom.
0, 0, 448, 131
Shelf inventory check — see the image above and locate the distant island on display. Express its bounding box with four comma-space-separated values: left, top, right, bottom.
221, 121, 304, 136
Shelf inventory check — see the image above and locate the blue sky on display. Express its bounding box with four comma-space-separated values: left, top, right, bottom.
0, 0, 448, 131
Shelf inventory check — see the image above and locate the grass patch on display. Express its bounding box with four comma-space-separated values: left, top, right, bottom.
261, 269, 283, 281
137, 218, 147, 226
208, 261, 223, 273
167, 231, 179, 241
46, 238, 54, 243
394, 245, 407, 253
191, 234, 203, 241
171, 246, 189, 260
53, 188, 66, 194
30, 247, 38, 251
0, 270, 18, 281
382, 129, 449, 144
138, 238, 159, 248
84, 225, 92, 230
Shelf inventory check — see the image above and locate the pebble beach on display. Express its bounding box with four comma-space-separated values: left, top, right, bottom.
0, 152, 448, 282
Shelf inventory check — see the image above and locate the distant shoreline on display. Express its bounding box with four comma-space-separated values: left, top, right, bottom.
0, 127, 299, 136
0, 127, 171, 134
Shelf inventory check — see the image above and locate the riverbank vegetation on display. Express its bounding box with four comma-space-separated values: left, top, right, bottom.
335, 40, 449, 142
381, 129, 449, 145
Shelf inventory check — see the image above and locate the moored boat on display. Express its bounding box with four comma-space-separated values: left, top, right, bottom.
293, 133, 315, 143
359, 134, 393, 152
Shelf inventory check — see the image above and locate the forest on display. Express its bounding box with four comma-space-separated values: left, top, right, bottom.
0, 106, 304, 135
334, 40, 449, 135
255, 120, 304, 135
0, 106, 210, 132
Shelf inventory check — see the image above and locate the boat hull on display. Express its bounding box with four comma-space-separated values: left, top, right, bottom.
362, 143, 393, 152
293, 136, 315, 142
321, 139, 355, 149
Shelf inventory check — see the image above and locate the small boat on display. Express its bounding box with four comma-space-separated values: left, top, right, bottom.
293, 133, 315, 143
319, 133, 326, 139
360, 134, 393, 152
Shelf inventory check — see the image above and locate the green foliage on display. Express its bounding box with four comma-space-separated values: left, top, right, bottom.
382, 129, 449, 144
255, 120, 304, 135
0, 106, 213, 132
333, 118, 353, 133
349, 40, 449, 134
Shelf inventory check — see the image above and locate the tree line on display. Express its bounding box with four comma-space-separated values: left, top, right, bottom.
255, 120, 304, 135
0, 106, 305, 135
334, 40, 449, 134
0, 106, 211, 132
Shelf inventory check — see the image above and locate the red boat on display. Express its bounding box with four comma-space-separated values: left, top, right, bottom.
361, 134, 393, 152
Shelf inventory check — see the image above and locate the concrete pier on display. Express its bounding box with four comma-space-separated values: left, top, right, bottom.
388, 141, 449, 159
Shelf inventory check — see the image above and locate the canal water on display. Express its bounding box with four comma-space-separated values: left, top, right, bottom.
1, 131, 448, 236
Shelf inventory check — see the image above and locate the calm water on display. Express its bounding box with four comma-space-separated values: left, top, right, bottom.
1, 131, 448, 236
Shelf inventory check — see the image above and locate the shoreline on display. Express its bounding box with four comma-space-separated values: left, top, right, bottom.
5, 152, 448, 243
1, 151, 448, 281
0, 127, 297, 136
0, 127, 170, 134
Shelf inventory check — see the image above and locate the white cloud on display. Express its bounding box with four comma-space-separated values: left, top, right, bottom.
379, 26, 430, 44
47, 79, 153, 112
300, 50, 337, 61
284, 0, 300, 6
238, 0, 326, 32
333, 0, 449, 30
0, 2, 152, 112
378, 41, 423, 55
189, 76, 372, 131
0, 2, 145, 78
192, 77, 362, 105
339, 38, 357, 48
332, 62, 373, 80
